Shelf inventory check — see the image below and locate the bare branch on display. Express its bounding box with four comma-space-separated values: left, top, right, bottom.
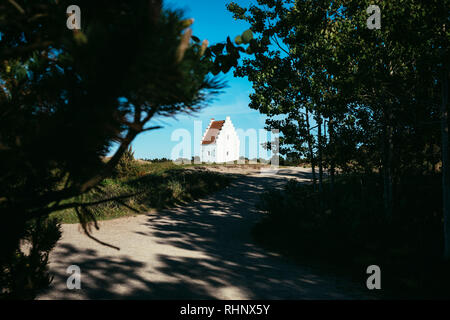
75, 207, 120, 251
176, 28, 192, 63
142, 125, 162, 132
8, 0, 25, 14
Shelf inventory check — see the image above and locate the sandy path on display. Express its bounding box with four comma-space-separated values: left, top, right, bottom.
38, 167, 371, 299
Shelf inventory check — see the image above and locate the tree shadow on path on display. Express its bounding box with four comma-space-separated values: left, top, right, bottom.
40, 169, 371, 299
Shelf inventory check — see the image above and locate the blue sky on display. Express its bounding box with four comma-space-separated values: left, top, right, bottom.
119, 0, 270, 160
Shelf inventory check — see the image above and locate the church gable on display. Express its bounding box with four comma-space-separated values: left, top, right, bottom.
200, 116, 240, 163
201, 120, 225, 145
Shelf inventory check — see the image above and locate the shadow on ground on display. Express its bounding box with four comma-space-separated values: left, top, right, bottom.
39, 168, 370, 299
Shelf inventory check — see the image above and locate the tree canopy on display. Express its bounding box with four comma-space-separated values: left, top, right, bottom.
0, 0, 248, 298
227, 0, 449, 255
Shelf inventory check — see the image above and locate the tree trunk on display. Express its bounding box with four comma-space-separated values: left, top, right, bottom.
383, 109, 394, 221
317, 114, 324, 194
441, 66, 450, 260
382, 62, 396, 222
428, 137, 433, 174
305, 109, 317, 190
329, 119, 335, 193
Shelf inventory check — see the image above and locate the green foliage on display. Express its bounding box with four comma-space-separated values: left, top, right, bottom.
227, 0, 448, 176
167, 179, 185, 200
114, 147, 137, 178
0, 0, 244, 298
52, 161, 232, 224
254, 174, 449, 297
228, 1, 450, 262
241, 29, 253, 43
1, 218, 61, 299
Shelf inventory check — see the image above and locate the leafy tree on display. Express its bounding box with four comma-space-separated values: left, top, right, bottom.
0, 0, 247, 297
228, 0, 323, 189
228, 0, 450, 256
323, 0, 448, 240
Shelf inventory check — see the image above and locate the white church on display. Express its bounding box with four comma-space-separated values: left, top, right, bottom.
201, 116, 240, 163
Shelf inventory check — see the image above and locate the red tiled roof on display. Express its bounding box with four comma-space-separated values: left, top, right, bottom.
201, 120, 225, 145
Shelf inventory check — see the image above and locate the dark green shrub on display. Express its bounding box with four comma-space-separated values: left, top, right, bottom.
254, 174, 448, 297
1, 217, 61, 299
114, 147, 139, 178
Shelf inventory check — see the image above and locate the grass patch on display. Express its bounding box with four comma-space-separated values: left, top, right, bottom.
51, 161, 232, 224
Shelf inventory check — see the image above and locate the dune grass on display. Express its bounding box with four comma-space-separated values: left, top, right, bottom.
51, 161, 232, 224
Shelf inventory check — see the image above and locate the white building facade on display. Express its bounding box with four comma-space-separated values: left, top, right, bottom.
200, 116, 240, 163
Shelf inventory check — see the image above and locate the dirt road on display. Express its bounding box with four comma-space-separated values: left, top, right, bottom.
38, 167, 371, 299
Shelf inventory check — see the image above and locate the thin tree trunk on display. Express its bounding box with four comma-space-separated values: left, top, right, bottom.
441, 66, 450, 260
305, 109, 317, 190
317, 114, 324, 194
430, 137, 437, 174
383, 62, 395, 222
329, 119, 335, 193
383, 109, 394, 221
323, 119, 328, 178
